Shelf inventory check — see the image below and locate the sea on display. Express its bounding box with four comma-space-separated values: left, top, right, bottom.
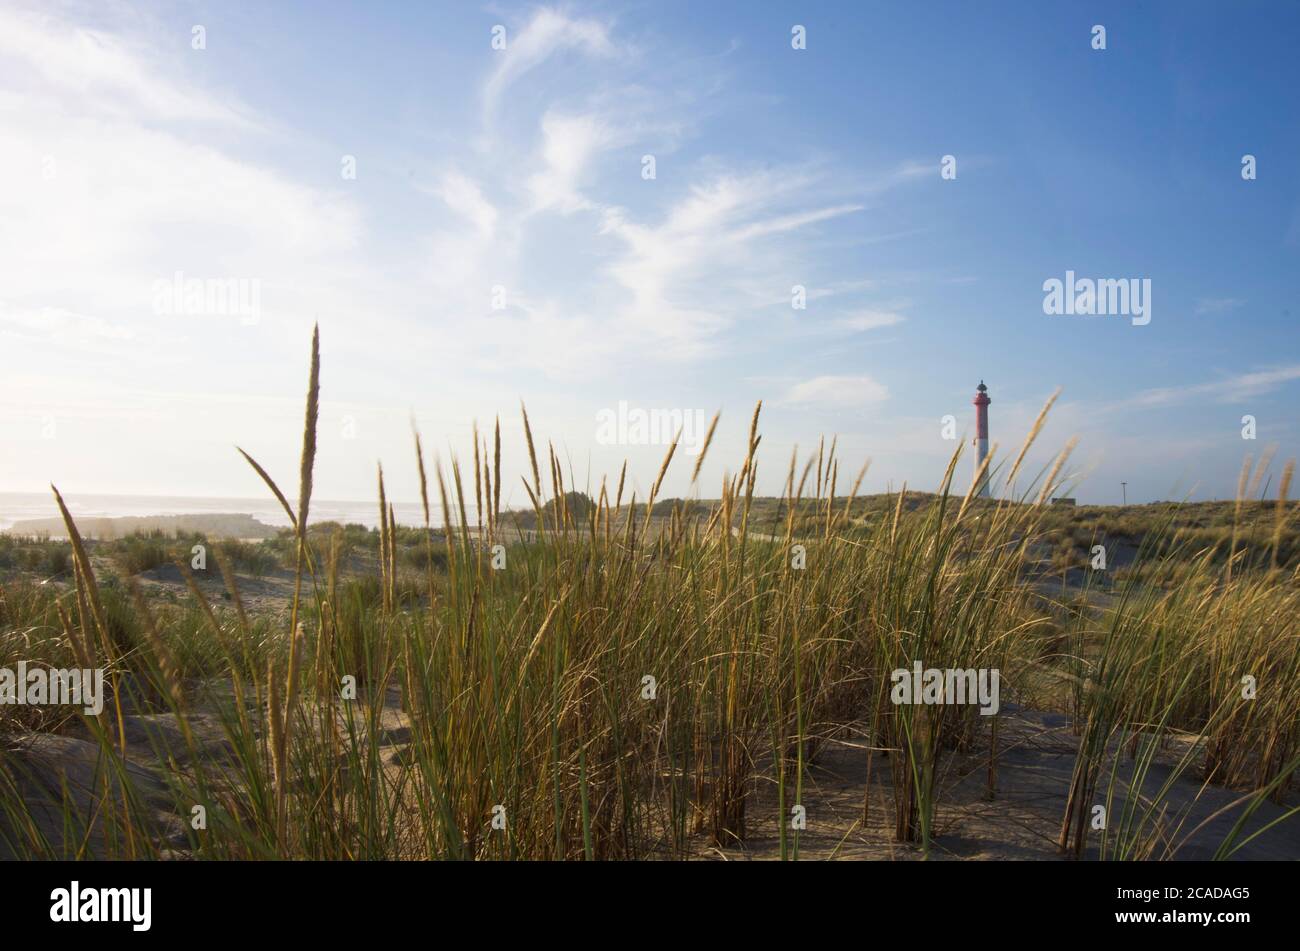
0, 492, 464, 533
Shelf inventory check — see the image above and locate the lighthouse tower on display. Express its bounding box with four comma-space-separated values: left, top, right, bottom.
973, 381, 991, 498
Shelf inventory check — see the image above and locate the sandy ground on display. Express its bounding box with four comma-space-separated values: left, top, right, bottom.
709, 706, 1300, 861
133, 560, 300, 615
4, 685, 1295, 860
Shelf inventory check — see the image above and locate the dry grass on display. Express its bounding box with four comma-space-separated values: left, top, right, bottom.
1, 329, 1296, 860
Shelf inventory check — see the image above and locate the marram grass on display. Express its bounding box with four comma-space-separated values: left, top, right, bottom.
1, 329, 1296, 860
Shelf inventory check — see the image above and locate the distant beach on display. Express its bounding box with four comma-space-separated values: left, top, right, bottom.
0, 492, 463, 535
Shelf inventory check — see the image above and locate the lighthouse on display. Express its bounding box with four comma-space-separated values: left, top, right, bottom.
973, 381, 991, 498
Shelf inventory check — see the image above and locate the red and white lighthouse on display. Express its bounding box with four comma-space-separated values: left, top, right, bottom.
973, 381, 991, 498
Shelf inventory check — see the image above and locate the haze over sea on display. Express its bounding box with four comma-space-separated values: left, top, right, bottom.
0, 492, 447, 533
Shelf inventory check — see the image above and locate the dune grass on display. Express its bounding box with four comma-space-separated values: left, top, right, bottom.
1, 328, 1296, 860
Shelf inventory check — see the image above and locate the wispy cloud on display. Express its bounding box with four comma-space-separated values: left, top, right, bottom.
482, 8, 616, 119
832, 309, 906, 332
0, 303, 135, 346
783, 375, 889, 407
0, 6, 255, 126
1195, 297, 1247, 315
599, 171, 866, 357
404, 7, 930, 375
526, 112, 608, 214
728, 203, 864, 241
0, 0, 371, 478
433, 171, 499, 238
1132, 364, 1300, 407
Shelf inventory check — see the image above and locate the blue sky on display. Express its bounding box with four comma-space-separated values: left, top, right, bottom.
1, 0, 1297, 509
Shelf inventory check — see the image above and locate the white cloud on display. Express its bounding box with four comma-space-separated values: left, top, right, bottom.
0, 6, 363, 333
419, 151, 873, 375
784, 375, 889, 407
434, 171, 499, 237
0, 1, 393, 504
728, 203, 864, 241
0, 303, 135, 345
600, 172, 864, 356
0, 7, 254, 126
1132, 365, 1300, 407
483, 8, 616, 118
407, 9, 903, 376
833, 309, 906, 332
527, 112, 607, 214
